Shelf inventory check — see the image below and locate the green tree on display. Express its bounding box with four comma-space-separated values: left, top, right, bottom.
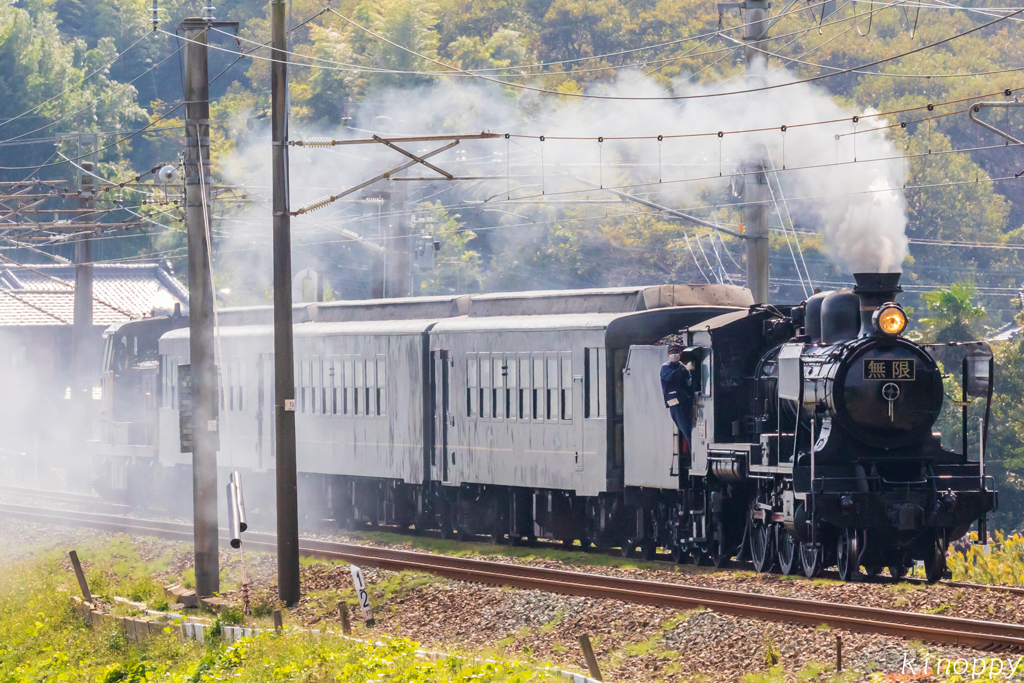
918, 281, 987, 343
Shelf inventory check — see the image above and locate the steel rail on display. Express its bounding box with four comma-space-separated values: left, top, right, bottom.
4, 485, 1024, 600
3, 502, 1024, 651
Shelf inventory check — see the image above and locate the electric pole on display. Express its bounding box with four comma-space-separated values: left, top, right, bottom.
180, 12, 237, 598
271, 0, 301, 606
387, 181, 410, 298
743, 0, 770, 305
719, 0, 772, 303
71, 135, 97, 422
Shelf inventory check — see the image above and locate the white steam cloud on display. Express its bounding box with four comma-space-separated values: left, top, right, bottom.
221, 64, 909, 278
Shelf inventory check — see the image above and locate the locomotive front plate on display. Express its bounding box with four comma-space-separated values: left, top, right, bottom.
862, 358, 916, 381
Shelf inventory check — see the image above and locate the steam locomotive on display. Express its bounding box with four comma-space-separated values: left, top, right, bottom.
90, 272, 995, 582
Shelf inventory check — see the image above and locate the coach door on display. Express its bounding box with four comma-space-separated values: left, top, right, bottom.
431, 350, 451, 483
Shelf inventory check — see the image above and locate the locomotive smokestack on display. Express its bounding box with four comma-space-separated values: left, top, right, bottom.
853, 272, 902, 337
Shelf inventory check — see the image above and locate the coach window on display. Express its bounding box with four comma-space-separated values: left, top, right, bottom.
344, 358, 354, 415
532, 356, 544, 421
503, 356, 514, 421
613, 350, 626, 417
585, 348, 606, 418
479, 354, 491, 420
354, 357, 364, 416
328, 361, 337, 415
376, 358, 386, 416
318, 357, 327, 416
518, 355, 530, 421
560, 354, 573, 421
170, 358, 178, 408
466, 354, 477, 417
309, 356, 319, 415
546, 357, 558, 421
238, 359, 245, 413
363, 358, 375, 418
492, 356, 503, 419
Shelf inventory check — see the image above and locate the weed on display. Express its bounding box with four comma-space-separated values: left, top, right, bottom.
763, 632, 781, 667
220, 605, 245, 625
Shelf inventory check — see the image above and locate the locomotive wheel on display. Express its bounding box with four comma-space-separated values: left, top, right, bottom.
620, 541, 638, 559
776, 527, 800, 575
440, 518, 456, 540
836, 528, 862, 582
924, 541, 947, 584
641, 540, 657, 561
700, 537, 730, 568
799, 542, 824, 578
671, 545, 691, 565
750, 518, 774, 573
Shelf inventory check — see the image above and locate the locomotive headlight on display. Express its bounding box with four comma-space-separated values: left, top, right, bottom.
873, 304, 907, 336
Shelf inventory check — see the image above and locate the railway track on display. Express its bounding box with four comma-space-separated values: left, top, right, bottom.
3, 501, 1024, 652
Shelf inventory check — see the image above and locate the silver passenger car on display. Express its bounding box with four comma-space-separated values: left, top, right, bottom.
155, 284, 751, 539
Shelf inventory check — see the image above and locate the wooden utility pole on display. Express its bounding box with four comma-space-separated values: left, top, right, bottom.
271, 0, 301, 606
180, 12, 237, 598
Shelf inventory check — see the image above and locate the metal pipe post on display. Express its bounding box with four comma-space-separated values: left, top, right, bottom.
181, 17, 219, 598
271, 0, 301, 606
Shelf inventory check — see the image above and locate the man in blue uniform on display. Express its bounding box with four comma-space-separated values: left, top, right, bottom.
661, 345, 694, 452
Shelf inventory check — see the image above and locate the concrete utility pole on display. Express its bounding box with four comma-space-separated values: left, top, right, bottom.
386, 181, 410, 298
71, 135, 97, 415
719, 0, 774, 303
742, 0, 770, 305
180, 12, 237, 598
271, 0, 301, 606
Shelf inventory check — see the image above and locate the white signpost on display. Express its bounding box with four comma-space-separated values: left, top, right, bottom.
349, 565, 374, 626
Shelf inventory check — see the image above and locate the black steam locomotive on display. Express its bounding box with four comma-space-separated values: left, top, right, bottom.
90, 274, 995, 582
656, 272, 996, 582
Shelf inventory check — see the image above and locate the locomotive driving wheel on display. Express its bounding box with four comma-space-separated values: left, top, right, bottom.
836, 527, 862, 582
749, 513, 774, 573
924, 533, 948, 584
776, 527, 801, 575
699, 520, 730, 568
799, 541, 824, 578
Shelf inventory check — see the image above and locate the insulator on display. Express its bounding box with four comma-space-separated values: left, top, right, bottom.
298, 137, 335, 148
297, 196, 334, 214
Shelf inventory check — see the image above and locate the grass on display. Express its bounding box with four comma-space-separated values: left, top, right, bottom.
354, 529, 689, 572
0, 542, 566, 683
